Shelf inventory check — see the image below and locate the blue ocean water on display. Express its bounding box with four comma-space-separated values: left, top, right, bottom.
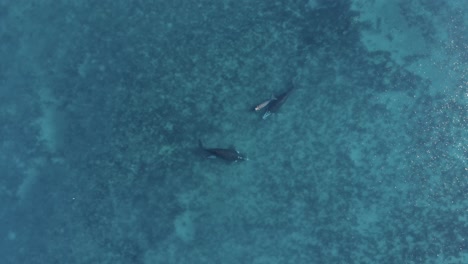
0, 0, 466, 263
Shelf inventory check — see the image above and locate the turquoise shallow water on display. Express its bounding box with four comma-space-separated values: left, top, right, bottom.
0, 0, 466, 263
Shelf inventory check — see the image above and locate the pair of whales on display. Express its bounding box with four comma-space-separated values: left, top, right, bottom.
199, 85, 295, 162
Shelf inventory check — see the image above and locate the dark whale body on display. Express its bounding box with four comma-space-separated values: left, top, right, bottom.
198, 140, 247, 162
262, 85, 295, 119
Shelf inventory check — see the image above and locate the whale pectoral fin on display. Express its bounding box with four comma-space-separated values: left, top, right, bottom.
198, 139, 204, 149
262, 111, 272, 119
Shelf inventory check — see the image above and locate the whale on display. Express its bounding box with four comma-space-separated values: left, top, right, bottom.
262, 85, 295, 119
198, 140, 248, 162
254, 95, 276, 111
